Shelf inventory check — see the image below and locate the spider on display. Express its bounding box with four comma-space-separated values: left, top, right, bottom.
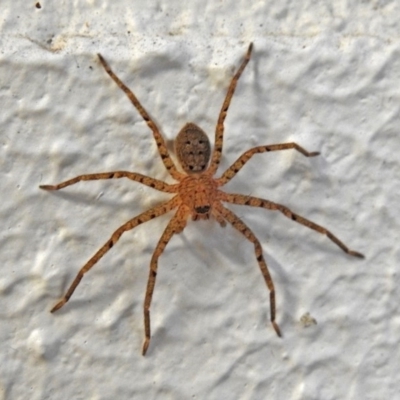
40, 43, 364, 356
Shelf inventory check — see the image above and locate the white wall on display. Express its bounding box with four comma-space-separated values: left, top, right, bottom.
1, 1, 398, 399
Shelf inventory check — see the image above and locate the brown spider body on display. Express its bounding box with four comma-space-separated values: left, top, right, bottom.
175, 123, 211, 173
174, 122, 218, 220
178, 174, 218, 220
41, 43, 364, 356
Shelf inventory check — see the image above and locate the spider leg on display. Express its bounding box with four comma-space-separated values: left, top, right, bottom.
208, 43, 253, 175
50, 196, 180, 313
214, 202, 281, 337
97, 54, 184, 181
142, 205, 188, 356
40, 171, 177, 193
217, 143, 320, 186
212, 207, 227, 227
220, 193, 364, 258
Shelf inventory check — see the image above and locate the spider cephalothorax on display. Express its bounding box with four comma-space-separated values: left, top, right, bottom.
178, 174, 218, 221
41, 43, 364, 356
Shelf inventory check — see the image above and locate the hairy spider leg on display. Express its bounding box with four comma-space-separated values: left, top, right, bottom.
217, 143, 320, 186
97, 54, 184, 181
40, 171, 177, 193
214, 202, 282, 337
221, 193, 364, 258
142, 205, 189, 355
208, 43, 253, 175
50, 197, 180, 313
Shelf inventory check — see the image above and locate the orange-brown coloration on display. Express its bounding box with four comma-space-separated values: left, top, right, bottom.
178, 174, 218, 220
40, 43, 364, 356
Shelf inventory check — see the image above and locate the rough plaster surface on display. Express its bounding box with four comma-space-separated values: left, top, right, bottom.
1, 1, 399, 399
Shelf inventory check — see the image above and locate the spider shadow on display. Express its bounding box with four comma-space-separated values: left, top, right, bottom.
38, 184, 170, 213
233, 203, 325, 330
172, 215, 294, 337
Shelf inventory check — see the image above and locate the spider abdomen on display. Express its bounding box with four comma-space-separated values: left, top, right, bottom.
175, 123, 211, 174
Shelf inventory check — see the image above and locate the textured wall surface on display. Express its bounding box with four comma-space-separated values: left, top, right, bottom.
1, 1, 398, 399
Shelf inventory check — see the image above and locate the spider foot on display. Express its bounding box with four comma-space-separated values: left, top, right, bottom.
39, 185, 57, 191
349, 250, 365, 259
309, 151, 320, 157
142, 338, 150, 356
50, 299, 66, 313
272, 321, 282, 338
